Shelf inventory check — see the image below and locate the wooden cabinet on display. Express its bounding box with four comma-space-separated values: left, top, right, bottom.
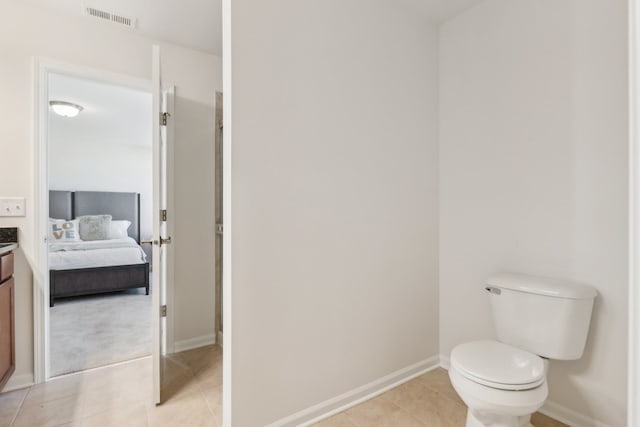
0, 251, 15, 391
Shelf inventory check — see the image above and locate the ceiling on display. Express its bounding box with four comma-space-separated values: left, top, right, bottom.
25, 1, 483, 57
49, 73, 152, 148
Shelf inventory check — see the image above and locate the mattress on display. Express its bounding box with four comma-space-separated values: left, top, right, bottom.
49, 237, 147, 270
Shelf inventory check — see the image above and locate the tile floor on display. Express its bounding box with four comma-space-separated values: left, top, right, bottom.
1, 345, 221, 427
314, 369, 566, 427
1, 348, 565, 427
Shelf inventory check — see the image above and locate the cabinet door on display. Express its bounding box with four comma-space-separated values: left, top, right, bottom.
0, 277, 15, 390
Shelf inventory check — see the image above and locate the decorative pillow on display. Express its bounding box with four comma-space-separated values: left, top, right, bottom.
48, 218, 80, 242
78, 215, 112, 241
109, 220, 132, 239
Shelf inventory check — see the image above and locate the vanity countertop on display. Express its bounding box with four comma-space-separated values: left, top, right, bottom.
0, 243, 18, 256
0, 228, 18, 256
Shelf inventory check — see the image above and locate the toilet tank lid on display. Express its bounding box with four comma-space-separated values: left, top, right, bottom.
486, 272, 597, 300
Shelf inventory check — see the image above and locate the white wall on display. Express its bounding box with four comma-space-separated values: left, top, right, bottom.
0, 1, 220, 387
172, 85, 218, 346
439, 1, 628, 426
229, 1, 439, 425
49, 80, 153, 246
49, 139, 152, 239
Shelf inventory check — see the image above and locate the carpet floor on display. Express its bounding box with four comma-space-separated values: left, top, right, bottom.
49, 288, 152, 377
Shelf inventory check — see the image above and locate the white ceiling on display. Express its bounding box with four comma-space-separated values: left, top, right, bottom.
25, 0, 483, 57
49, 73, 152, 148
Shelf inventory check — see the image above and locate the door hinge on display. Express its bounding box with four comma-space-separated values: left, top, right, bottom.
161, 305, 167, 317
161, 112, 170, 126
161, 209, 167, 221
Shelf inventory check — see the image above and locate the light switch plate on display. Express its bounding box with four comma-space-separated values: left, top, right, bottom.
0, 197, 26, 217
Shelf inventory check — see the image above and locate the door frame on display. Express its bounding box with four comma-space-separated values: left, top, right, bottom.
162, 86, 176, 357
214, 91, 223, 345
32, 57, 170, 382
629, 0, 640, 425
222, 0, 232, 424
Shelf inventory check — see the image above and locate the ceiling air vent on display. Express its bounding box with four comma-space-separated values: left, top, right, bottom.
85, 7, 137, 29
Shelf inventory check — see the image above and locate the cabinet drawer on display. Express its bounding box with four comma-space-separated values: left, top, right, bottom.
0, 277, 15, 391
0, 253, 13, 283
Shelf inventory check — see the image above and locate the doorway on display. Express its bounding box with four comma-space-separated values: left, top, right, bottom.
32, 59, 167, 383
46, 72, 153, 377
32, 53, 220, 414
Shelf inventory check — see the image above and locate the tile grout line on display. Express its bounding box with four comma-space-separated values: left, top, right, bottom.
398, 408, 429, 427
180, 355, 217, 417
9, 386, 31, 427
344, 396, 407, 427
343, 411, 364, 427
413, 371, 466, 407
9, 386, 33, 427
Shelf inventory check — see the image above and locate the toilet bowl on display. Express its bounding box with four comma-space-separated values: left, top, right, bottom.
447, 273, 597, 427
449, 340, 548, 427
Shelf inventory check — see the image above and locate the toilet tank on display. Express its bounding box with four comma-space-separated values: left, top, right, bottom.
486, 272, 597, 360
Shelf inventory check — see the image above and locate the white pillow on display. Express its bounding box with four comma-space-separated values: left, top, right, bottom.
78, 215, 112, 241
109, 220, 132, 239
49, 218, 80, 242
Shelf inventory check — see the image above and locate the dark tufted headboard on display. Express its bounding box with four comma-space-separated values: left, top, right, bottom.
49, 190, 141, 243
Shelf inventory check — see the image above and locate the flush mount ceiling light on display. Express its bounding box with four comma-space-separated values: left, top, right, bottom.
49, 101, 84, 117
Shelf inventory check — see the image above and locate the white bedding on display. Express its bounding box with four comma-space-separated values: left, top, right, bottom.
48, 237, 147, 270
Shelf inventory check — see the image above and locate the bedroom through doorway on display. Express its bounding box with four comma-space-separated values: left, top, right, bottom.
46, 72, 154, 378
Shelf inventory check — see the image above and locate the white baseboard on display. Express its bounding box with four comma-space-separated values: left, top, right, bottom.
438, 354, 609, 427
174, 334, 217, 353
539, 401, 610, 427
265, 355, 441, 427
440, 354, 450, 369
3, 373, 34, 392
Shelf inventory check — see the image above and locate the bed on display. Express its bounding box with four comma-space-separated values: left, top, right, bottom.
48, 190, 150, 307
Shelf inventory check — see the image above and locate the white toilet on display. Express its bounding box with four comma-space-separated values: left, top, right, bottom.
449, 272, 597, 427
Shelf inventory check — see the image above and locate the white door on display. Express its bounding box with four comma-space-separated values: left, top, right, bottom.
151, 45, 172, 404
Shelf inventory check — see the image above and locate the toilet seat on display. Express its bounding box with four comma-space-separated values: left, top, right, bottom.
451, 340, 545, 391
449, 366, 548, 420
